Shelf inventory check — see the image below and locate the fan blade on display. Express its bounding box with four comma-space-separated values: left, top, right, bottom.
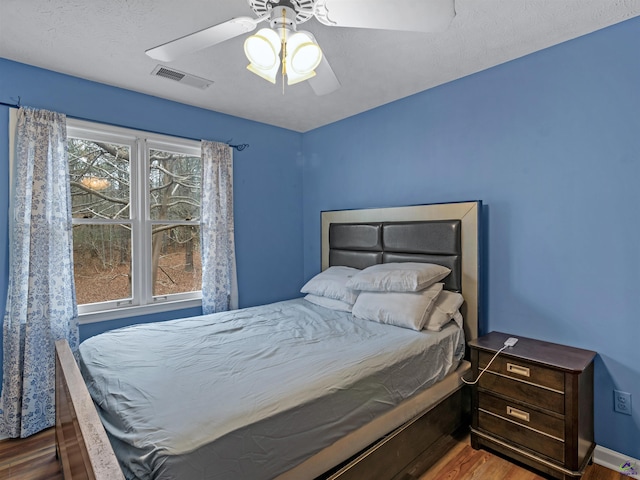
308, 54, 340, 96
146, 17, 261, 62
314, 0, 455, 32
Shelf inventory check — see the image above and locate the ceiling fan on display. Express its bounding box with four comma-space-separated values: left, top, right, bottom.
145, 0, 456, 96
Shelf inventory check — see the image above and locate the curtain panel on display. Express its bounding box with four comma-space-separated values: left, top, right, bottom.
200, 140, 238, 314
0, 107, 79, 438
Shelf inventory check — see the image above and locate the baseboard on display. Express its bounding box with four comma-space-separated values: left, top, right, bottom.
594, 445, 640, 479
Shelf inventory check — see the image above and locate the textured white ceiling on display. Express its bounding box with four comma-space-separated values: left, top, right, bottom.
1, 0, 639, 132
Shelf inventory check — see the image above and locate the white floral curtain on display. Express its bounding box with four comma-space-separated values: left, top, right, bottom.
0, 107, 79, 438
200, 140, 238, 314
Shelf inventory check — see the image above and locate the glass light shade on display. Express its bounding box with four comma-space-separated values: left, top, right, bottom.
246, 62, 279, 84
286, 68, 316, 85
287, 32, 322, 74
244, 28, 281, 69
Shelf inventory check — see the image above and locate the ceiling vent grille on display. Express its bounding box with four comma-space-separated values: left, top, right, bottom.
151, 65, 213, 89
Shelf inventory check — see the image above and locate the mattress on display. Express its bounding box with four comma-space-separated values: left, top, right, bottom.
79, 298, 465, 480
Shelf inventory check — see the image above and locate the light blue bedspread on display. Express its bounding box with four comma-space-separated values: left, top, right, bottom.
79, 298, 464, 479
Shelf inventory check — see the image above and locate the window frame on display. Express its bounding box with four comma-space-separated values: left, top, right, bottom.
67, 118, 202, 324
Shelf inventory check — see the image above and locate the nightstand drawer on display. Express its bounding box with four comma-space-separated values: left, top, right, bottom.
478, 409, 565, 463
478, 392, 565, 440
479, 371, 564, 414
479, 351, 565, 392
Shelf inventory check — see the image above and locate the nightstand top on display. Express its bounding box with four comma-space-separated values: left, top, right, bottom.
468, 331, 596, 373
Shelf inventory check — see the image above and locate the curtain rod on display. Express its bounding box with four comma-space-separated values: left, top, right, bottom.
0, 98, 250, 152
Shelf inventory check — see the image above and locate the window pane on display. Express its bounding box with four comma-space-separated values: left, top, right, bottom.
152, 224, 201, 296
73, 224, 132, 304
149, 149, 201, 221
69, 138, 131, 219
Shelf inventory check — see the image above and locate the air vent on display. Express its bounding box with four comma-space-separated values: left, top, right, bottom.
151, 65, 213, 89
155, 67, 185, 81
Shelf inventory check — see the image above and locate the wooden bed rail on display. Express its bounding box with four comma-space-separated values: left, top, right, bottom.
55, 339, 124, 480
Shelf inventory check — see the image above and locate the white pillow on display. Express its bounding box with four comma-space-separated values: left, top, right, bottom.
300, 266, 360, 304
452, 310, 464, 329
352, 283, 444, 331
346, 262, 450, 292
423, 290, 465, 331
304, 294, 353, 312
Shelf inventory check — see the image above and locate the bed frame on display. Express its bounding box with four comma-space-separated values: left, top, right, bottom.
54, 200, 481, 480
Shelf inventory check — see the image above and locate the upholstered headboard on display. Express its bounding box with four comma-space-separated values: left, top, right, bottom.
321, 202, 480, 341
328, 220, 462, 292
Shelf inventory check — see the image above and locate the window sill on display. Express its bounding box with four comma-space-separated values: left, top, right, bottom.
78, 298, 202, 325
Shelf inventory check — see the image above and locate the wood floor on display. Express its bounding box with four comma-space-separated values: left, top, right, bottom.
415, 430, 627, 480
0, 427, 628, 480
0, 428, 63, 480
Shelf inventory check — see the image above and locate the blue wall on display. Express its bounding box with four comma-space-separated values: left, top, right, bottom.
302, 18, 640, 458
0, 58, 304, 376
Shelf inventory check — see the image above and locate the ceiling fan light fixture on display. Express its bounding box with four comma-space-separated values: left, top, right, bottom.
244, 28, 281, 69
287, 32, 322, 75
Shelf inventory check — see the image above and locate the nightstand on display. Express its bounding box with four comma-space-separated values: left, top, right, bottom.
469, 332, 596, 480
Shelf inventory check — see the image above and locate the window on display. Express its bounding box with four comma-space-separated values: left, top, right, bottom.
67, 119, 202, 322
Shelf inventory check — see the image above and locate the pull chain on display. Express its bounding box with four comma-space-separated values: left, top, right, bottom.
281, 8, 287, 95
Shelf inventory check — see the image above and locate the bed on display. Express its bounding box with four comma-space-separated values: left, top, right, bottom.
55, 200, 482, 480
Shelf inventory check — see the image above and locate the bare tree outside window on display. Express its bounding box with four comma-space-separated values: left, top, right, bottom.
69, 137, 202, 306
149, 148, 202, 297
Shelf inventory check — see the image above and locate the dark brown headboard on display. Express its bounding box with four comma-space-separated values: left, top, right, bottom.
321, 202, 480, 341
328, 220, 461, 292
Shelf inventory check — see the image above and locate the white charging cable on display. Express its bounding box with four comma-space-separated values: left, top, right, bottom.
462, 337, 518, 385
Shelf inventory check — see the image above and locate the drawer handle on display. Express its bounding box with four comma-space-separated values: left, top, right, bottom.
506, 363, 530, 377
506, 406, 530, 422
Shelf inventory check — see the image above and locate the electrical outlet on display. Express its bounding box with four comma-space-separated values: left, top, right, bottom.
614, 390, 632, 415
